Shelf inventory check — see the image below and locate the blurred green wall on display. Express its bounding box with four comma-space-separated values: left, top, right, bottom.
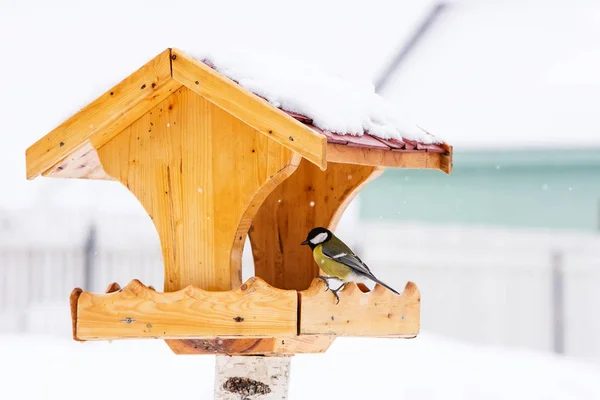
360, 149, 600, 232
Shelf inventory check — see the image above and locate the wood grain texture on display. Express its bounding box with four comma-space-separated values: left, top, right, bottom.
170, 48, 327, 171
327, 143, 450, 172
440, 144, 453, 174
73, 277, 297, 341
70, 287, 83, 342
26, 49, 181, 179
105, 282, 121, 293
166, 335, 334, 355
299, 279, 420, 337
42, 142, 114, 180
249, 159, 383, 290
98, 86, 300, 292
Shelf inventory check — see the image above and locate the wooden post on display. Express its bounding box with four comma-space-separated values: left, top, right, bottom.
214, 356, 291, 400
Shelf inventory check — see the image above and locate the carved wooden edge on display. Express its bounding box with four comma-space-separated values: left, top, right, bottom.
70, 281, 124, 341
300, 277, 419, 297
71, 274, 419, 349
73, 277, 298, 341
105, 282, 121, 293
79, 276, 293, 304
299, 278, 420, 338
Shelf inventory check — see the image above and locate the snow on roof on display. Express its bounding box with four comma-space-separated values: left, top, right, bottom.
194, 47, 443, 146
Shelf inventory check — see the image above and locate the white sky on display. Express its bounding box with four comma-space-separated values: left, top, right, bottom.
1, 0, 599, 210
383, 1, 600, 149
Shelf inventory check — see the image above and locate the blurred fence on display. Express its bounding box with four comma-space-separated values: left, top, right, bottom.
0, 241, 164, 333
1, 218, 600, 365
359, 222, 600, 364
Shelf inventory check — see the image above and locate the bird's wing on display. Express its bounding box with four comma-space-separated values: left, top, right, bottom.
321, 246, 374, 277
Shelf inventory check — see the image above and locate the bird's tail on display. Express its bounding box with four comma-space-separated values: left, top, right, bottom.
368, 275, 400, 295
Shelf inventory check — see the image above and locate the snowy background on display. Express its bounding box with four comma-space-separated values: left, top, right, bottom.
2, 0, 600, 398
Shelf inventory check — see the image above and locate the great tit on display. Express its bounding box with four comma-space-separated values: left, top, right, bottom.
301, 227, 400, 304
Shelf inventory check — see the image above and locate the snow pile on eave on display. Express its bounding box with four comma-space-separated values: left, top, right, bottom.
193, 48, 441, 144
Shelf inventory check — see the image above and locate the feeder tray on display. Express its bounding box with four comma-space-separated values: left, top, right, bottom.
27, 48, 451, 356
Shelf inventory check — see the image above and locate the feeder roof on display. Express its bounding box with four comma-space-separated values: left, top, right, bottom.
26, 48, 452, 180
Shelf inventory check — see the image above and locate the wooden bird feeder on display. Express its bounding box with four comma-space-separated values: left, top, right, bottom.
26, 48, 452, 398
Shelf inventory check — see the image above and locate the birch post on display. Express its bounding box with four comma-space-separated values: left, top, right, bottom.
215, 356, 291, 400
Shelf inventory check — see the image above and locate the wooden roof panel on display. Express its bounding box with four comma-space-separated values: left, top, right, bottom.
26, 48, 452, 179
26, 49, 180, 179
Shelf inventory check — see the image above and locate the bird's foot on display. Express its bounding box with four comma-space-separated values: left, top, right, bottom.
315, 275, 333, 292
330, 283, 347, 305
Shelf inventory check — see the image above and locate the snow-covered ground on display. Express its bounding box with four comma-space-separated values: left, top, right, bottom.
5, 301, 600, 398
2, 332, 600, 399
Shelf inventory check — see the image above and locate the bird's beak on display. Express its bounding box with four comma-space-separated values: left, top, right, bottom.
301, 240, 309, 245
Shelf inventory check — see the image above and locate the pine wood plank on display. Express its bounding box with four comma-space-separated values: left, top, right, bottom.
69, 287, 83, 342
73, 277, 297, 341
440, 143, 453, 173
327, 143, 450, 172
97, 87, 300, 293
249, 159, 383, 290
26, 48, 180, 179
42, 142, 114, 180
299, 279, 420, 337
170, 48, 327, 171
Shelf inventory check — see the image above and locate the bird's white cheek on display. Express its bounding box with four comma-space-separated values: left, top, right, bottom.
310, 232, 329, 244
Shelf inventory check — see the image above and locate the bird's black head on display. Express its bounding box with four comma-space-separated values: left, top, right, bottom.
301, 227, 332, 249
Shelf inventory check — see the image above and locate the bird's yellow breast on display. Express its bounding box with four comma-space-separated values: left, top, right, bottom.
313, 244, 352, 280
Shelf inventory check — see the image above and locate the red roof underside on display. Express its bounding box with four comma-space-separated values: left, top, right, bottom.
280, 110, 446, 153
